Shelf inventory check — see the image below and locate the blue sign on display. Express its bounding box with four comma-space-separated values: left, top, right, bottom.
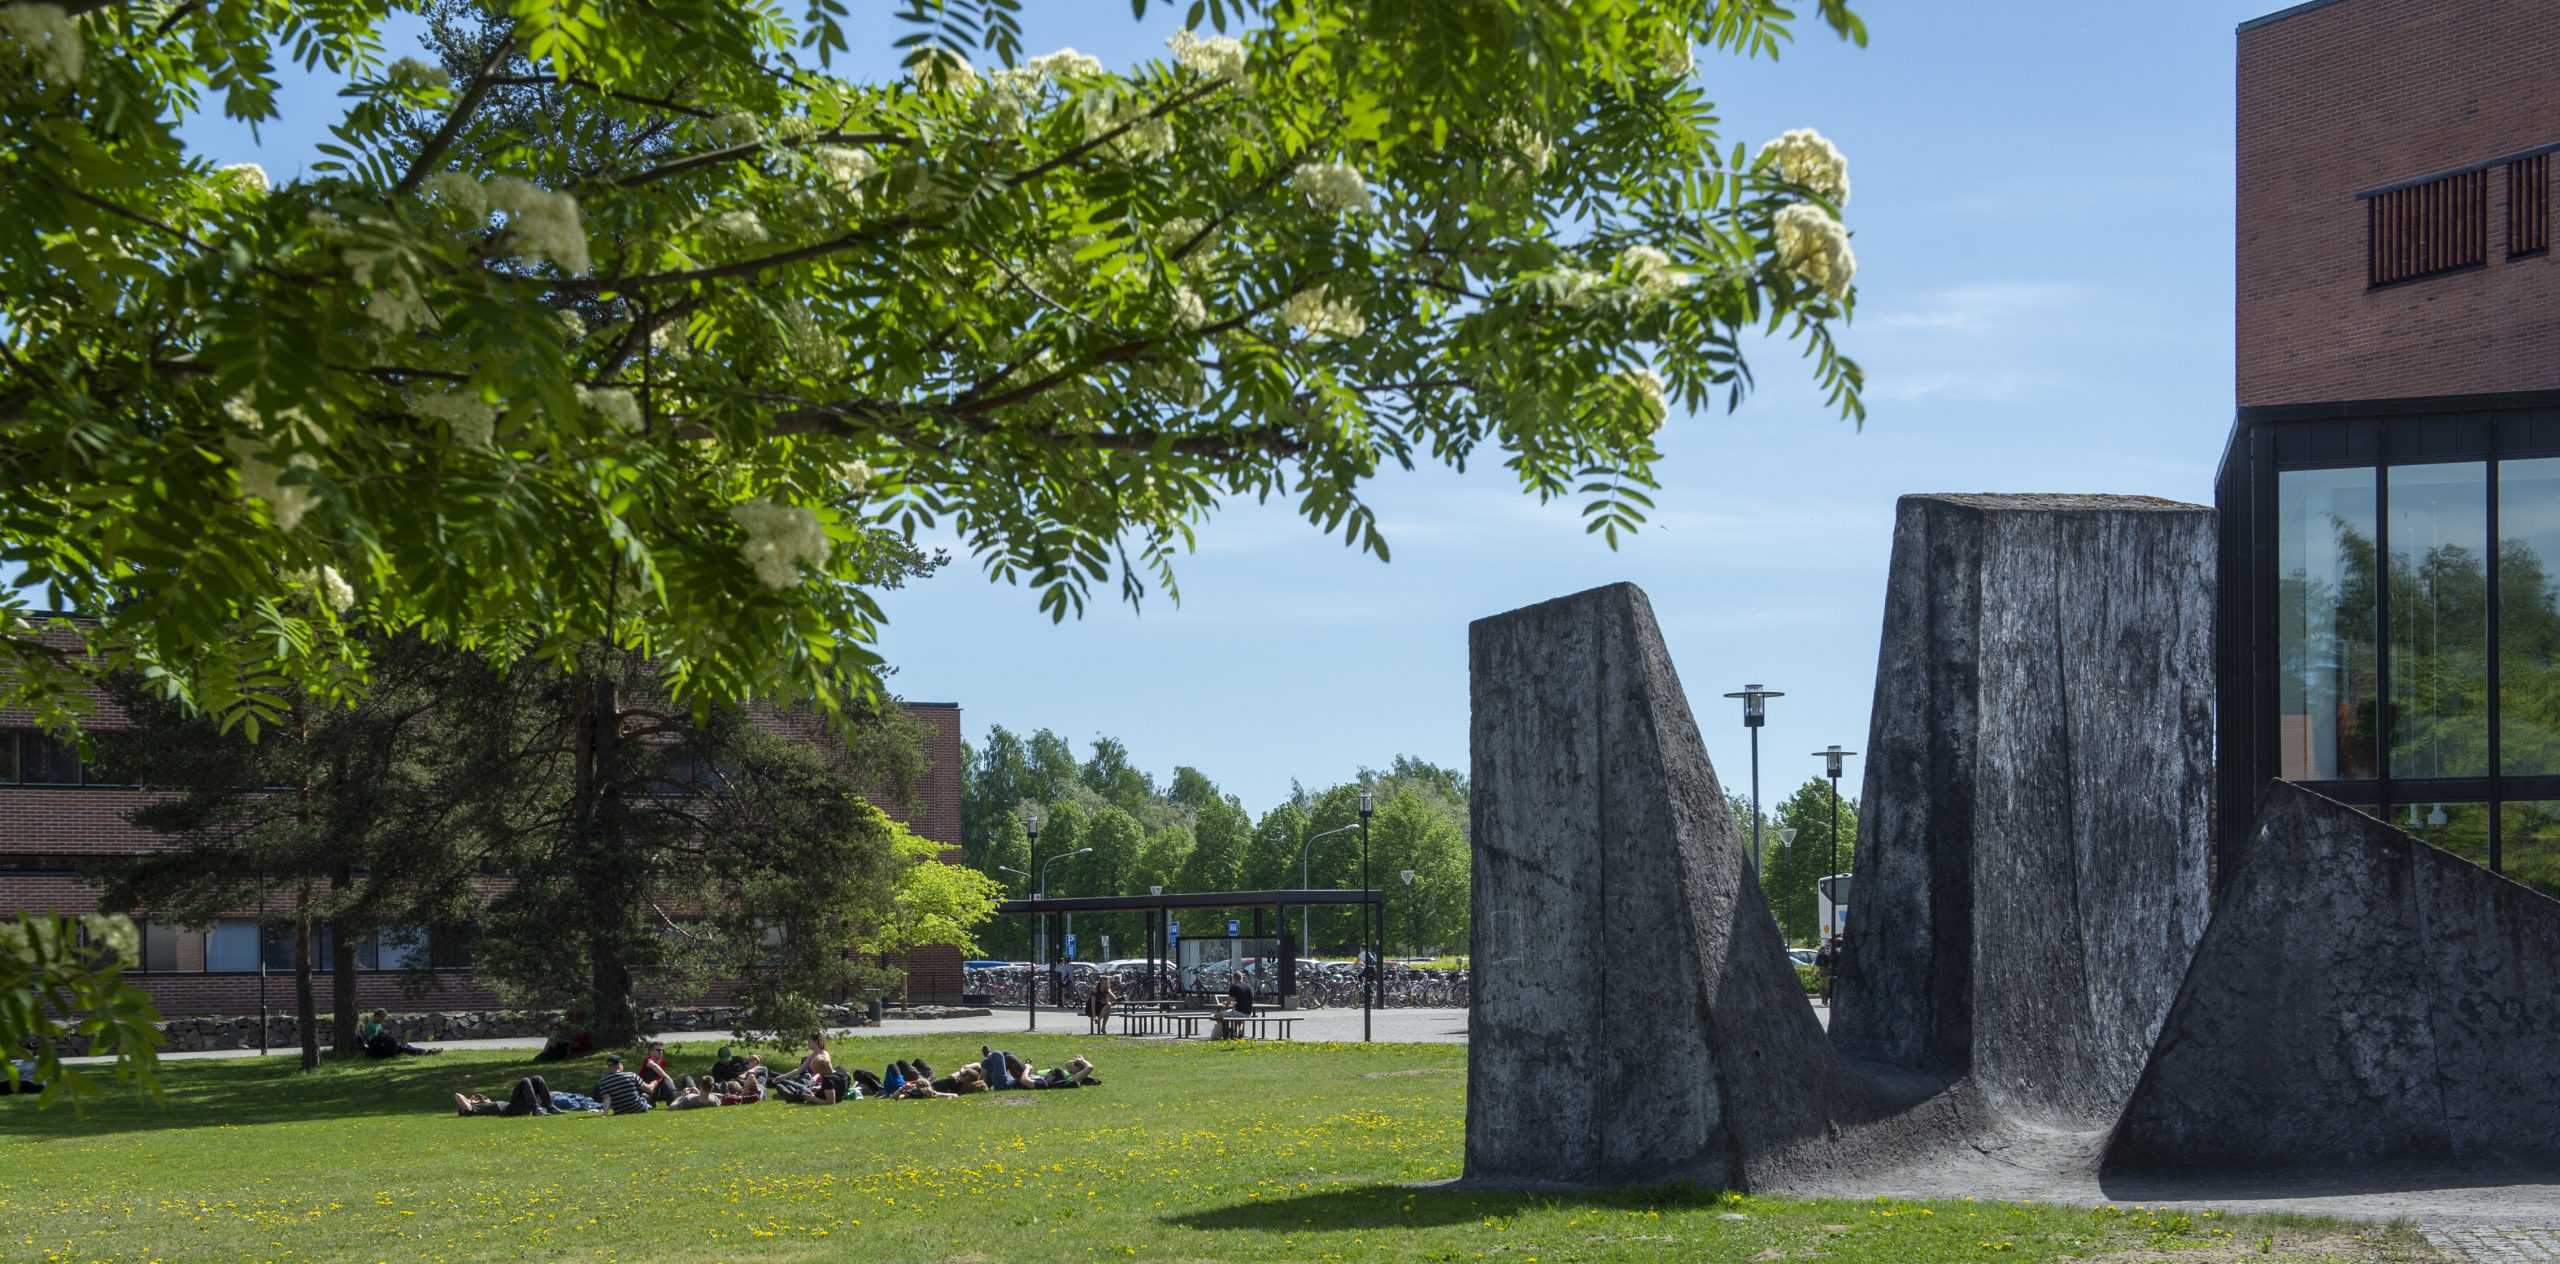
1168, 921, 1180, 948
1227, 919, 1240, 938
1065, 933, 1078, 959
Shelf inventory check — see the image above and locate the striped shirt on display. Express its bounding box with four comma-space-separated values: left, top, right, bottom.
593, 1070, 652, 1114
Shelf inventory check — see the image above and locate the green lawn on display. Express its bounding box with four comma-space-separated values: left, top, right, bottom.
1, 1036, 2431, 1264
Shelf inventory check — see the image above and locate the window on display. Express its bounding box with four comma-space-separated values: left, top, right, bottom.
205, 919, 258, 971
2368, 169, 2488, 286
2387, 463, 2490, 780
2277, 467, 2381, 780
16, 732, 81, 785
142, 923, 180, 973
0, 732, 14, 782
2499, 459, 2560, 773
428, 925, 477, 970
2511, 153, 2550, 258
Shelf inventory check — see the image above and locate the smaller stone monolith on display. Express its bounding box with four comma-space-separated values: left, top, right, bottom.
2106, 782, 2560, 1175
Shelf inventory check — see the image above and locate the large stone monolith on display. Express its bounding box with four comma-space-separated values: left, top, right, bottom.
1466, 583, 1875, 1189
1830, 493, 2215, 1125
2107, 782, 2560, 1175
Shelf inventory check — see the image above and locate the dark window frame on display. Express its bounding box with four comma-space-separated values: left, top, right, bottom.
2512, 153, 2551, 258
2368, 169, 2489, 287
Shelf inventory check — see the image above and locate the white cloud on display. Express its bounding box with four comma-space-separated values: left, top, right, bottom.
1872, 280, 2088, 332
1871, 369, 2051, 403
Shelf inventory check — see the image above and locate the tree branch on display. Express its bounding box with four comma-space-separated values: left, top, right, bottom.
393, 26, 518, 197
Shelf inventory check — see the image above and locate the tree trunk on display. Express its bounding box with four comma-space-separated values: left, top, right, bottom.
574, 674, 644, 1047
330, 852, 360, 1055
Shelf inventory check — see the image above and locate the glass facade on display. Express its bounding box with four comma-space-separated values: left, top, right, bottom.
2244, 432, 2560, 893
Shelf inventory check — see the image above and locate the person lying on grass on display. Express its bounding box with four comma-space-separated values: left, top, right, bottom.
455, 1075, 557, 1117
593, 1054, 652, 1114
888, 1064, 984, 1098
716, 1077, 763, 1106
667, 1076, 722, 1110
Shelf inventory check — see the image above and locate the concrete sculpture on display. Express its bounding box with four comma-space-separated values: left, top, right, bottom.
1465, 582, 1884, 1189
2108, 781, 2560, 1174
1832, 493, 2216, 1124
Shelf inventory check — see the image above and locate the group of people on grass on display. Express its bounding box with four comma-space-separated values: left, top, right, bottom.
454, 1032, 1099, 1117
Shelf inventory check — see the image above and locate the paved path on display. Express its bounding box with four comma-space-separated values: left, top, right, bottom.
76, 1003, 1470, 1065
2427, 1227, 2560, 1262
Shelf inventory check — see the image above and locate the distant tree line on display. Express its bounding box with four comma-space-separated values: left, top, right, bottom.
960, 729, 1469, 961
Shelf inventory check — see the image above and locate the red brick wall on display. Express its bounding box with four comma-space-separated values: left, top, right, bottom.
2238, 0, 2560, 406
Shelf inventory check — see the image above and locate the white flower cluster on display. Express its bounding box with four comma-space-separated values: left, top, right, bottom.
1647, 23, 1695, 79
1167, 29, 1247, 84
1492, 118, 1552, 180
1280, 285, 1364, 341
1536, 266, 1605, 310
1172, 286, 1207, 328
781, 303, 841, 368
1026, 47, 1103, 78
809, 146, 877, 198
1293, 162, 1374, 215
556, 309, 587, 343
226, 436, 320, 531
908, 47, 977, 92
703, 113, 763, 147
1616, 244, 1683, 300
421, 170, 488, 222
578, 385, 642, 431
485, 177, 591, 274
1621, 368, 1669, 432
289, 565, 357, 613
706, 209, 767, 245
1080, 94, 1175, 162
730, 498, 829, 589
981, 70, 1039, 135
386, 57, 450, 93
368, 276, 435, 333
411, 390, 497, 449
219, 163, 270, 197
1774, 202, 1856, 299
651, 320, 694, 361
0, 3, 82, 82
837, 460, 874, 492
1756, 128, 1851, 204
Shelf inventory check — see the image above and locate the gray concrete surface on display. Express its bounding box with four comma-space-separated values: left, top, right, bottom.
2110, 782, 2560, 1175
1833, 493, 2215, 1126
1464, 583, 1944, 1191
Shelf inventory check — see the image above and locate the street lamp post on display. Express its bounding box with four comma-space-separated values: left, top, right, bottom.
1724, 685, 1784, 879
1399, 869, 1417, 958
1813, 746, 1858, 938
1020, 811, 1043, 1029
1358, 790, 1374, 1043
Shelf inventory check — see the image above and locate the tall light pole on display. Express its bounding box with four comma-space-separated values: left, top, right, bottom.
1021, 809, 1044, 1022
1813, 745, 1858, 938
1399, 869, 1417, 958
1724, 685, 1784, 878
1297, 822, 1360, 953
1358, 789, 1374, 1043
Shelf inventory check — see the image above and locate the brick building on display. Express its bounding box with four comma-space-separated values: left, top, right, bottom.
0, 674, 969, 1015
2219, 0, 2560, 895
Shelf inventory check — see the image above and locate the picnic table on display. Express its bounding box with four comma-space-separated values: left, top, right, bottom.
1119, 1008, 1299, 1040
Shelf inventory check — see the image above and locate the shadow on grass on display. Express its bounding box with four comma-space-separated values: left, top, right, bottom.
1168, 1180, 1733, 1233
0, 1047, 583, 1139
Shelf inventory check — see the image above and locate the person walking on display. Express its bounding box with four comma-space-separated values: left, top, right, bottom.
1814, 935, 1840, 1006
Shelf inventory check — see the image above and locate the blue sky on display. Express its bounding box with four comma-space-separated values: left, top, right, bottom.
176, 2, 2278, 814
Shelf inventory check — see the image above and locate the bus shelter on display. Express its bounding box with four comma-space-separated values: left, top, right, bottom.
990, 888, 1385, 1039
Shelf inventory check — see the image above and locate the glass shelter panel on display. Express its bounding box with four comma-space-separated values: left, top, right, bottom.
2501, 459, 2560, 774
2387, 462, 2490, 781
2276, 468, 2380, 780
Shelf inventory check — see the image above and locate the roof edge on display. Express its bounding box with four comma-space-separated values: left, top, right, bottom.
2237, 0, 2348, 34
